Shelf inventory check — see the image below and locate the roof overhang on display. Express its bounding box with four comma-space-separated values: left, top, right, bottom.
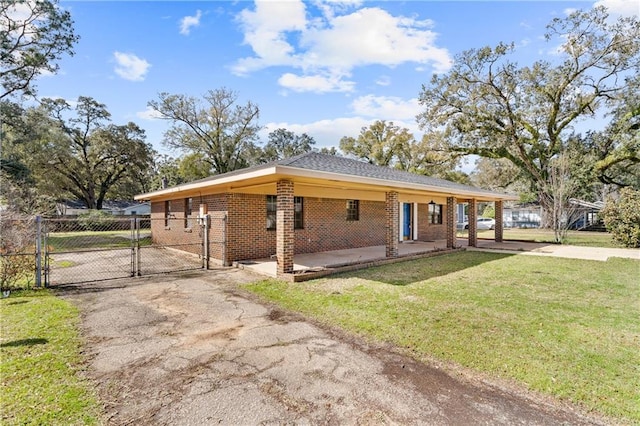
135, 164, 517, 202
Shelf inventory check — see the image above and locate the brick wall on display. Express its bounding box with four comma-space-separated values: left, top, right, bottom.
225, 195, 386, 262
416, 203, 447, 241
149, 199, 203, 256
150, 194, 228, 260
152, 192, 453, 264
294, 198, 386, 254
225, 193, 276, 262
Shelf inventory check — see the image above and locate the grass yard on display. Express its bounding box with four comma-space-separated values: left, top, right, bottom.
0, 290, 102, 425
246, 252, 640, 422
48, 230, 151, 252
458, 228, 618, 247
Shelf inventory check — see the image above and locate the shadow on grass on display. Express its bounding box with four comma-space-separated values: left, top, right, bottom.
0, 338, 48, 348
5, 300, 29, 306
334, 251, 515, 286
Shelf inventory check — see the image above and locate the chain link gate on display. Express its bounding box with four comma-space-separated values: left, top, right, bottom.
44, 217, 209, 286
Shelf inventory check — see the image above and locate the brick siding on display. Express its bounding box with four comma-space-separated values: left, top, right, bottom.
150, 194, 227, 260
152, 191, 456, 264
416, 203, 447, 241
294, 198, 386, 253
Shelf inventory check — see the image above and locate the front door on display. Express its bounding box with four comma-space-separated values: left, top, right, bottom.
403, 203, 412, 240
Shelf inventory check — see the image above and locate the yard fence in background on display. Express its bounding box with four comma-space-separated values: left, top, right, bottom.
0, 215, 217, 288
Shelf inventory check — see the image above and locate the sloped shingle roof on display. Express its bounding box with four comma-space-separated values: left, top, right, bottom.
276, 152, 501, 196
138, 152, 514, 200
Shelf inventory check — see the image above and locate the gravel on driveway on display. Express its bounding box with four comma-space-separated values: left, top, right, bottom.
58, 268, 605, 425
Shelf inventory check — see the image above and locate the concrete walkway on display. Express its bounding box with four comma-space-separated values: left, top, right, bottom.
238, 239, 639, 278
468, 240, 640, 262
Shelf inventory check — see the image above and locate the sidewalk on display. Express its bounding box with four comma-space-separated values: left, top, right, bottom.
466, 240, 640, 261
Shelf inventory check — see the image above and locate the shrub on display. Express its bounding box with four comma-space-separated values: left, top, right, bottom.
0, 214, 36, 290
601, 187, 640, 248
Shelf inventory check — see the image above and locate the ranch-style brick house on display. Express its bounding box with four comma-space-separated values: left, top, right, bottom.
135, 152, 516, 277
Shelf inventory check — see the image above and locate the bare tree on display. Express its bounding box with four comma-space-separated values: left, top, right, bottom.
148, 88, 261, 174
545, 154, 581, 243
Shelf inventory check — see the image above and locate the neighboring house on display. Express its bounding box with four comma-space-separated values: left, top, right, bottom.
568, 199, 605, 230
56, 200, 150, 216
503, 205, 543, 229
135, 152, 516, 277
502, 200, 604, 230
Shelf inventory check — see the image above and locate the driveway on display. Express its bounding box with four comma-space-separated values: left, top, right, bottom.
59, 268, 605, 425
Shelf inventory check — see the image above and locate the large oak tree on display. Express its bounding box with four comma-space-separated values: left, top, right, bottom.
1, 0, 79, 100
340, 120, 465, 181
262, 128, 315, 162
18, 96, 154, 210
417, 7, 640, 225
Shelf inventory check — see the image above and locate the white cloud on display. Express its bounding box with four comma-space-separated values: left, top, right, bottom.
278, 72, 355, 93
350, 95, 421, 121
593, 0, 639, 17
234, 0, 307, 74
375, 75, 391, 86
262, 116, 372, 148
518, 38, 531, 48
136, 106, 163, 120
262, 95, 425, 149
180, 10, 202, 35
563, 8, 578, 15
233, 1, 452, 93
113, 52, 150, 81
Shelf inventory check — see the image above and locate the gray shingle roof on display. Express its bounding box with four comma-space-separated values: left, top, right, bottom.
276, 152, 502, 195
142, 151, 513, 199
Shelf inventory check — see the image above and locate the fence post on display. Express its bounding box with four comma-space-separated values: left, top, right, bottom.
130, 218, 136, 277
35, 216, 42, 288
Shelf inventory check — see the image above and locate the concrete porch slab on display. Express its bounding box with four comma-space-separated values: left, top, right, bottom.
235, 240, 450, 279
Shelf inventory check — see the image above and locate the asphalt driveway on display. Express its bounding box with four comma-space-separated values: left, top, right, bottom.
58, 268, 605, 425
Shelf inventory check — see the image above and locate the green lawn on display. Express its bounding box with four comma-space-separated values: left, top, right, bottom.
458, 228, 618, 247
0, 290, 102, 425
48, 230, 151, 252
245, 252, 640, 422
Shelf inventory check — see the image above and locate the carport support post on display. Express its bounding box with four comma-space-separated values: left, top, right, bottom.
276, 180, 294, 275
385, 191, 399, 257
468, 199, 478, 247
446, 197, 457, 249
495, 200, 503, 243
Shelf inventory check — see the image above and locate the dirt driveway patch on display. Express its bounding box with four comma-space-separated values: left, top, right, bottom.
58, 268, 604, 425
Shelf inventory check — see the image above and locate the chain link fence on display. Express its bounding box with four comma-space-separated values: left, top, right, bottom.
1, 215, 213, 289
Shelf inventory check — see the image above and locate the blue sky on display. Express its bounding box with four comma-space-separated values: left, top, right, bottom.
32, 0, 639, 166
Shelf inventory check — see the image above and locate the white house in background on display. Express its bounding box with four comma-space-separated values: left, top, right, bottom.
503, 205, 542, 228
56, 200, 151, 217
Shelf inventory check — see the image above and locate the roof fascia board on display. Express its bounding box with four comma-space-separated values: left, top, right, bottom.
135, 166, 278, 200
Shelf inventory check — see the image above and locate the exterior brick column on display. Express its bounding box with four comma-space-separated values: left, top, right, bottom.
468, 199, 478, 247
385, 191, 399, 257
494, 200, 504, 243
276, 180, 294, 275
446, 197, 457, 248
